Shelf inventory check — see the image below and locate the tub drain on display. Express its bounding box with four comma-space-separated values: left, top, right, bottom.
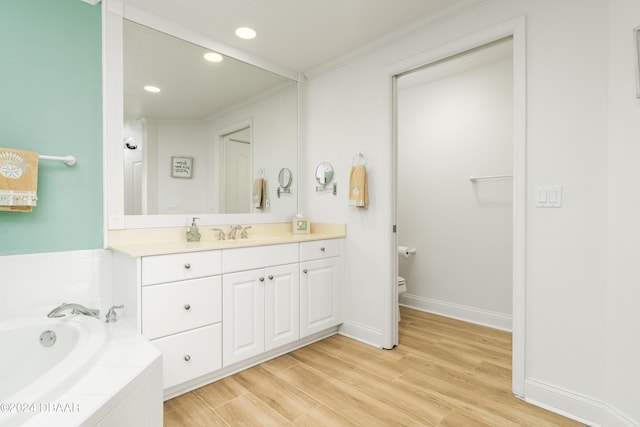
40, 330, 56, 347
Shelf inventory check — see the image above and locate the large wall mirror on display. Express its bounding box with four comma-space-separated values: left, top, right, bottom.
105, 6, 299, 229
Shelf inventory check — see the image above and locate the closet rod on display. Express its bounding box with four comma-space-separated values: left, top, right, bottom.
39, 155, 77, 166
469, 174, 512, 182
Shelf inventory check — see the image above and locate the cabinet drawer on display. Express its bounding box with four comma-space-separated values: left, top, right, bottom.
151, 324, 222, 390
222, 243, 298, 273
142, 250, 221, 286
142, 276, 221, 339
300, 239, 341, 262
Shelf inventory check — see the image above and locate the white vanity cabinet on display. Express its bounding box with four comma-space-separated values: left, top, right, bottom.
111, 231, 344, 398
139, 250, 223, 390
222, 243, 299, 366
299, 239, 342, 338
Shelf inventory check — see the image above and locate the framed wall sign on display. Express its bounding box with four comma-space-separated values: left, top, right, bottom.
171, 156, 193, 179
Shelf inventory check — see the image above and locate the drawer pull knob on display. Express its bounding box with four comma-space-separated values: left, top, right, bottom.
303, 269, 308, 274
259, 277, 265, 282
184, 355, 191, 362
268, 275, 274, 280
320, 247, 326, 252
184, 263, 191, 269
184, 304, 191, 311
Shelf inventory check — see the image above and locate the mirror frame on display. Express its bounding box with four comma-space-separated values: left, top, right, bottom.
103, 1, 302, 230
278, 168, 293, 189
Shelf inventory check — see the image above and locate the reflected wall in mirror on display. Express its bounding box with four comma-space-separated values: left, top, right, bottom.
315, 162, 334, 185
122, 19, 298, 216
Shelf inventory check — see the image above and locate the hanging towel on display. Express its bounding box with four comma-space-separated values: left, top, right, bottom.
348, 165, 368, 208
0, 148, 39, 212
253, 177, 266, 209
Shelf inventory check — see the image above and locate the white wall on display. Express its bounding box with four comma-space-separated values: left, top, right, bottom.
0, 250, 113, 321
304, 0, 618, 424
606, 0, 640, 425
397, 58, 513, 330
150, 119, 209, 214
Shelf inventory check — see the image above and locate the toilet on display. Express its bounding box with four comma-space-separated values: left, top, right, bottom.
397, 276, 407, 320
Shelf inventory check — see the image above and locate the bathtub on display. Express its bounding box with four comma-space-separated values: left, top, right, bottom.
0, 314, 162, 426
0, 315, 108, 426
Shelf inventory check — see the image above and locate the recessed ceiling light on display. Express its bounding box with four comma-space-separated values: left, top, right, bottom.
235, 27, 256, 40
144, 85, 160, 93
203, 52, 224, 63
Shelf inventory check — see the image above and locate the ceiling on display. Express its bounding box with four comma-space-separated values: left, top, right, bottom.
119, 0, 489, 73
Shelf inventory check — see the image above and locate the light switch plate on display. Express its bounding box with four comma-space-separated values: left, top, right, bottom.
536, 186, 562, 208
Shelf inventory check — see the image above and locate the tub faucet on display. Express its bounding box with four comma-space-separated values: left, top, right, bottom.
47, 303, 100, 319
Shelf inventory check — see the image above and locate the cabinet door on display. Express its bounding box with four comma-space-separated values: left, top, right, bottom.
265, 263, 299, 351
300, 257, 341, 338
223, 269, 265, 366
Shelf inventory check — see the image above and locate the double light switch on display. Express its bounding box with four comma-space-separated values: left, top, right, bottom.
536, 186, 562, 208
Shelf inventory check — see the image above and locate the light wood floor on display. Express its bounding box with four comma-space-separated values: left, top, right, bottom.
164, 307, 584, 426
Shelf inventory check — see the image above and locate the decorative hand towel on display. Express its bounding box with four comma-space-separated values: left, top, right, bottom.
348, 165, 368, 208
253, 177, 266, 209
0, 148, 39, 212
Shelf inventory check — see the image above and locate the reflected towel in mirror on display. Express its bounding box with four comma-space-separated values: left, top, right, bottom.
253, 177, 266, 209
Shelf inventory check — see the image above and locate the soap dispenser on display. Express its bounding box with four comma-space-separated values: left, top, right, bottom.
186, 217, 202, 242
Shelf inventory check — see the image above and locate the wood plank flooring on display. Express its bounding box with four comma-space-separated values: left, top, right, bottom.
164, 307, 584, 426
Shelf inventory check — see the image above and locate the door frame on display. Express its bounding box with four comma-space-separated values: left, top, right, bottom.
386, 16, 526, 397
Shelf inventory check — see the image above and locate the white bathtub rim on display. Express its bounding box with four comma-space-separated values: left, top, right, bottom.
0, 314, 109, 426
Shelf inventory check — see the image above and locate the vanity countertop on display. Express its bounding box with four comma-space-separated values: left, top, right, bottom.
108, 223, 346, 257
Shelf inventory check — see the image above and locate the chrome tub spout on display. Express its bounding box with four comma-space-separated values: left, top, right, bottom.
47, 303, 100, 319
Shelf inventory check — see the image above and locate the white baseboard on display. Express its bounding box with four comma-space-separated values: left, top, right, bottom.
399, 293, 512, 331
602, 405, 639, 427
524, 378, 639, 427
338, 320, 384, 348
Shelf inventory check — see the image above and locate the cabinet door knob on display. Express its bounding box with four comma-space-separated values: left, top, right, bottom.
268, 275, 274, 280
259, 277, 265, 282
184, 263, 191, 269
184, 304, 191, 311
320, 247, 326, 252
184, 355, 191, 362
303, 269, 308, 274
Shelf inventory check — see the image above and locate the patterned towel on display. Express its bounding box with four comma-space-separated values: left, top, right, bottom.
348, 165, 368, 208
0, 148, 39, 212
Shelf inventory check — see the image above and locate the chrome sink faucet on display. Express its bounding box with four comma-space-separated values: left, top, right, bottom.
227, 225, 241, 240
47, 303, 100, 319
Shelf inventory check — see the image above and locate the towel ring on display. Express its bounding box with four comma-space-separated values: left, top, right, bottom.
352, 152, 367, 166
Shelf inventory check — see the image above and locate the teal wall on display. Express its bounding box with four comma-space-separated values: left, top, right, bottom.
0, 0, 103, 255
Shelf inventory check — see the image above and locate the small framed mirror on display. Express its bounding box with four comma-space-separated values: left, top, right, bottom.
277, 168, 292, 198
278, 168, 292, 189
315, 162, 334, 185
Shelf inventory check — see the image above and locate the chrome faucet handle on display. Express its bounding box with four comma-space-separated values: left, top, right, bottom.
212, 228, 226, 240
228, 225, 240, 240
105, 304, 124, 323
240, 225, 252, 239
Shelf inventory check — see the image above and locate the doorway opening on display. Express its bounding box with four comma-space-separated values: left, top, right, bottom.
390, 27, 525, 397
